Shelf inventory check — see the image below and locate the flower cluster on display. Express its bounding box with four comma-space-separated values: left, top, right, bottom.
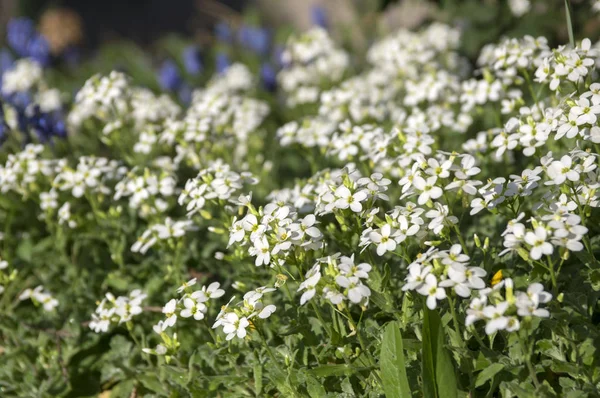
298, 254, 372, 307
131, 217, 196, 254
278, 28, 349, 106
179, 162, 258, 217
157, 280, 225, 331
466, 279, 551, 335
114, 168, 177, 218
89, 290, 147, 333
402, 245, 486, 309
228, 201, 324, 267
2, 9, 600, 397
18, 285, 58, 312
213, 285, 277, 340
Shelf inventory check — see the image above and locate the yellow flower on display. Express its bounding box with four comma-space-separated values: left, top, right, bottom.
491, 270, 503, 286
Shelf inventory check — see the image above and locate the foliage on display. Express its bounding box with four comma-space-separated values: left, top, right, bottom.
1, 2, 600, 398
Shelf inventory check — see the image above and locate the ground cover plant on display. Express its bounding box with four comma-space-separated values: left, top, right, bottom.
2, 1, 600, 397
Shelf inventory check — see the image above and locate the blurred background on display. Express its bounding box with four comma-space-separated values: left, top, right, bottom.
0, 0, 598, 96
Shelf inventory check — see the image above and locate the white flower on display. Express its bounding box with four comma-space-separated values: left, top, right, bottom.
338, 257, 371, 279
546, 155, 579, 185
290, 214, 322, 240
426, 203, 458, 234
523, 283, 552, 305
426, 158, 452, 178
524, 227, 553, 260
570, 97, 600, 125
228, 218, 246, 246
177, 278, 197, 293
334, 185, 367, 213
482, 302, 510, 335
466, 296, 487, 326
253, 237, 271, 266
369, 224, 398, 256
441, 244, 470, 266
454, 155, 481, 180
335, 275, 371, 304
162, 299, 178, 330
417, 274, 446, 310
258, 304, 277, 319
180, 297, 206, 320
298, 264, 321, 305
412, 176, 443, 205
441, 263, 486, 298
222, 313, 250, 340
403, 264, 432, 291
192, 282, 226, 302
396, 215, 420, 242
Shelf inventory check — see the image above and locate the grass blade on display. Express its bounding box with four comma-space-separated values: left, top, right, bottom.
380, 321, 411, 398
564, 0, 575, 47
422, 308, 458, 398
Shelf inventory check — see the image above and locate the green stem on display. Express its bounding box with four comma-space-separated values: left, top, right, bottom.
344, 308, 382, 385
447, 295, 463, 346
546, 256, 558, 296
523, 335, 541, 390
127, 322, 153, 367
311, 301, 333, 339
453, 225, 470, 256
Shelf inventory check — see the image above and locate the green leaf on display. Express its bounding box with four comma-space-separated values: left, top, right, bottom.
265, 364, 299, 398
254, 362, 263, 396
380, 321, 411, 398
305, 373, 327, 398
475, 363, 504, 388
564, 0, 575, 47
310, 364, 355, 377
422, 308, 458, 398
162, 365, 189, 388
138, 373, 168, 395
16, 238, 33, 262
369, 290, 395, 313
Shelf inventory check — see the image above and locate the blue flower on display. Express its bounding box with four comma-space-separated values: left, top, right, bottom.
6, 18, 52, 67
238, 26, 271, 56
27, 34, 51, 67
260, 63, 277, 92
4, 91, 32, 111
311, 6, 328, 29
27, 106, 67, 141
2, 93, 66, 142
7, 18, 36, 57
158, 59, 182, 92
214, 22, 233, 43
183, 46, 203, 75
215, 53, 230, 74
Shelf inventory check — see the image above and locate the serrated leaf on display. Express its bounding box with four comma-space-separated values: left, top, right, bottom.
341, 377, 354, 394
305, 373, 327, 398
370, 290, 395, 313
380, 321, 411, 398
475, 363, 504, 388
138, 373, 168, 394
265, 364, 299, 398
